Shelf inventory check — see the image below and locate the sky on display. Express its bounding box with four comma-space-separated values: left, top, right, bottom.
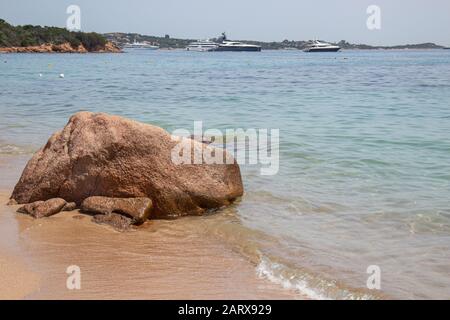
1, 0, 449, 46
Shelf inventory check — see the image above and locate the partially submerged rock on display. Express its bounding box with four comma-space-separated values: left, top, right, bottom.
11, 112, 243, 218
92, 213, 133, 232
81, 196, 152, 225
17, 198, 67, 218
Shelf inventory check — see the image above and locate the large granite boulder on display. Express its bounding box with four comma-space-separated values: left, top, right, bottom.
10, 112, 243, 218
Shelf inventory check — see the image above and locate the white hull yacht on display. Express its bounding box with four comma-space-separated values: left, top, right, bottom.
303, 40, 340, 52
186, 40, 218, 52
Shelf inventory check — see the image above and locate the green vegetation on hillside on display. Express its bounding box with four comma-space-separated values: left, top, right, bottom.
0, 19, 107, 51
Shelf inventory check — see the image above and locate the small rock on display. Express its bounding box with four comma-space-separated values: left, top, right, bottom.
17, 198, 67, 218
92, 213, 133, 231
81, 196, 152, 225
6, 198, 18, 206
62, 202, 77, 211
17, 201, 44, 214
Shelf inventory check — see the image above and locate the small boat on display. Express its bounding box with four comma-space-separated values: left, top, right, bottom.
124, 40, 159, 50
215, 33, 261, 52
186, 39, 218, 52
303, 40, 340, 52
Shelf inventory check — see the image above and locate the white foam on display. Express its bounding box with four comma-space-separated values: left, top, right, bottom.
256, 257, 330, 300
256, 257, 378, 300
0, 144, 26, 155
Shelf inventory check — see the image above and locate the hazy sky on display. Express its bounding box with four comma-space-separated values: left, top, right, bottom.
1, 0, 449, 46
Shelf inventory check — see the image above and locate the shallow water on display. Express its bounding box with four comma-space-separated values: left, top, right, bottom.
1, 49, 449, 299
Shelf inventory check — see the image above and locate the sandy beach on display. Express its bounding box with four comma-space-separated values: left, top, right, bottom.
0, 157, 301, 299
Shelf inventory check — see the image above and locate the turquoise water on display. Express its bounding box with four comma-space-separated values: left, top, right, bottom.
1, 50, 450, 299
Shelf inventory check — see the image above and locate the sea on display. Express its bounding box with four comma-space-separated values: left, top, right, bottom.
1, 49, 449, 299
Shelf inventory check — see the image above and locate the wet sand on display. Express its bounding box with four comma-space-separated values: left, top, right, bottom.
0, 167, 301, 300
0, 252, 40, 299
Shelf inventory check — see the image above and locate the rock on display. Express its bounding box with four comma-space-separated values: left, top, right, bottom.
62, 202, 77, 211
81, 196, 152, 225
0, 42, 121, 53
11, 112, 243, 218
6, 198, 17, 206
17, 198, 67, 218
17, 201, 44, 215
92, 213, 133, 231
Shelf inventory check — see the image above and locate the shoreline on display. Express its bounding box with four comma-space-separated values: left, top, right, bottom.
0, 41, 122, 54
0, 155, 303, 300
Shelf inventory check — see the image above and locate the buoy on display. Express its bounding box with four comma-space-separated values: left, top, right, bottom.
59, 73, 64, 78
39, 73, 43, 77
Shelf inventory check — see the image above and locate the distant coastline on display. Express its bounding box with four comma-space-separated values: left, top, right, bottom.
1, 18, 447, 53
105, 32, 447, 50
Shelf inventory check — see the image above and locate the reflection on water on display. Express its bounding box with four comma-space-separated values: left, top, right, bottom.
1, 50, 450, 298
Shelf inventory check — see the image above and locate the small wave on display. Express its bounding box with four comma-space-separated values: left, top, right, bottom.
256, 256, 379, 300
0, 143, 32, 155
256, 257, 329, 300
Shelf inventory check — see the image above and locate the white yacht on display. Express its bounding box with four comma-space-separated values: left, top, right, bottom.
124, 40, 159, 50
215, 33, 261, 52
303, 40, 340, 52
186, 39, 218, 52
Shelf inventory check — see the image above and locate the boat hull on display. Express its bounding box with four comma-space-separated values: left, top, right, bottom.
124, 46, 159, 50
303, 47, 341, 52
215, 46, 261, 52
186, 47, 217, 52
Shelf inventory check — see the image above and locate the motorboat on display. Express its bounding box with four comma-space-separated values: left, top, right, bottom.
215, 33, 261, 52
303, 40, 340, 52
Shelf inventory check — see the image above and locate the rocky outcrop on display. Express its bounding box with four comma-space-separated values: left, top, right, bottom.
11, 112, 243, 218
0, 41, 121, 53
81, 196, 152, 225
95, 41, 122, 53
